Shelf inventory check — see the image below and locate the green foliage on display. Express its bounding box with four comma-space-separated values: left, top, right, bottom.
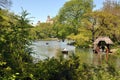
0, 9, 33, 79
56, 0, 93, 35
1, 0, 120, 79
114, 48, 120, 58
29, 54, 120, 80
34, 56, 80, 80
32, 23, 55, 40
84, 11, 120, 43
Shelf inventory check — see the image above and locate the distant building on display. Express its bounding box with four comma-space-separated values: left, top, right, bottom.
36, 15, 53, 26
46, 15, 53, 24
37, 20, 41, 25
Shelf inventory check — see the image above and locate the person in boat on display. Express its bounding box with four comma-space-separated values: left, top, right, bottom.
62, 48, 68, 54
101, 45, 105, 52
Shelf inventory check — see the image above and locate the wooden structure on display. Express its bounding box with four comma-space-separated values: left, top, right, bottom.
93, 36, 113, 53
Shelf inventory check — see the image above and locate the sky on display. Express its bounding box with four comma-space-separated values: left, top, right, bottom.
10, 0, 104, 24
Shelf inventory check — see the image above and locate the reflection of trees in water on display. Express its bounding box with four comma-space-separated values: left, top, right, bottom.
75, 48, 93, 64
93, 53, 118, 66
31, 41, 119, 67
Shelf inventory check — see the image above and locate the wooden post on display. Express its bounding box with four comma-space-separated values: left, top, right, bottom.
105, 47, 109, 61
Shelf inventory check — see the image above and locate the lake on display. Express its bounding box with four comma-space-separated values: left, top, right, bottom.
30, 40, 120, 66
30, 40, 92, 61
30, 40, 74, 60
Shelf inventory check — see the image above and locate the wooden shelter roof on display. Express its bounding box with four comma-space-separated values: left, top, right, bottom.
94, 36, 113, 44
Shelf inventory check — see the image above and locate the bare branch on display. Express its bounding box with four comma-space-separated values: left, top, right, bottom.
0, 0, 12, 9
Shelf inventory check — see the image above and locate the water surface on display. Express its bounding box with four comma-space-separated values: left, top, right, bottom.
30, 40, 120, 67
30, 40, 75, 61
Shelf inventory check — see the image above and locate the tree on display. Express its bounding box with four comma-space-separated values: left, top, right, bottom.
101, 0, 120, 42
34, 22, 55, 39
57, 0, 93, 35
84, 10, 120, 44
0, 9, 33, 79
102, 0, 120, 16
0, 0, 12, 8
